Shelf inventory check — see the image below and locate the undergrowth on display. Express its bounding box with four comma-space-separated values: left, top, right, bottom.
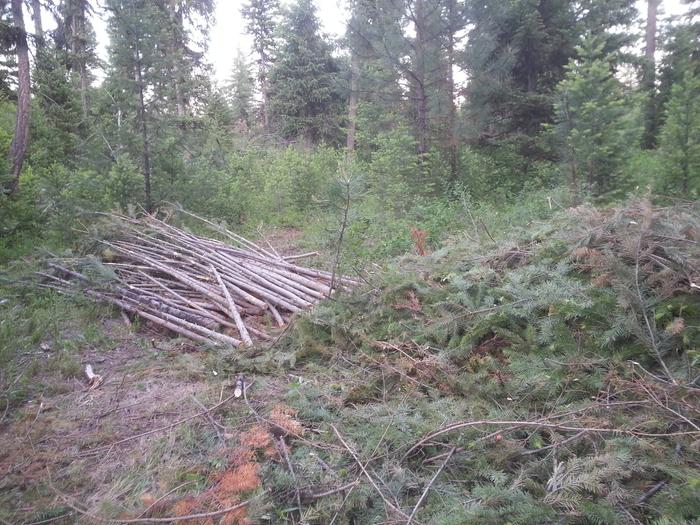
1, 198, 699, 524
239, 199, 700, 524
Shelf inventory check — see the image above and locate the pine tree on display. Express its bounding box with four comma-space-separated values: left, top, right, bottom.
641, 0, 661, 148
658, 72, 700, 196
553, 36, 638, 195
658, 6, 700, 125
268, 0, 344, 145
0, 3, 17, 98
103, 0, 162, 211
58, 0, 97, 119
241, 0, 278, 133
2, 0, 30, 196
463, 0, 637, 156
226, 49, 255, 130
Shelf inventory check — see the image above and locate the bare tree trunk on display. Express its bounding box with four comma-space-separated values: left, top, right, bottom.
260, 60, 270, 133
70, 0, 90, 119
346, 50, 360, 158
445, 0, 458, 181
414, 0, 429, 156
169, 0, 186, 119
645, 0, 660, 60
415, 81, 429, 156
134, 42, 153, 213
5, 0, 31, 196
642, 0, 661, 149
31, 0, 43, 44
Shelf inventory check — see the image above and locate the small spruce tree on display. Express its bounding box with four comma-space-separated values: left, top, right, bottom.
658, 72, 700, 197
553, 36, 637, 196
226, 49, 255, 130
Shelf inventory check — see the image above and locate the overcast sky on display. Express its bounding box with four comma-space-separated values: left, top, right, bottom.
91, 0, 691, 85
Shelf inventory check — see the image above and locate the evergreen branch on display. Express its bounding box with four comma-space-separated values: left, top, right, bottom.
634, 229, 675, 383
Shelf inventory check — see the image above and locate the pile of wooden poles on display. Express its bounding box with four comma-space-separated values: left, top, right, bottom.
38, 211, 357, 347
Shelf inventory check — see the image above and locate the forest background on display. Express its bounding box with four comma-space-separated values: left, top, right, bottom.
0, 0, 699, 263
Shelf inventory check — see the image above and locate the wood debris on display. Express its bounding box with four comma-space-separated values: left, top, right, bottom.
38, 211, 357, 347
84, 364, 103, 389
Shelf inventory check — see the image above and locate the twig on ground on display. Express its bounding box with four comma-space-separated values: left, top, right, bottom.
306, 481, 360, 501
331, 424, 412, 522
22, 513, 74, 525
520, 431, 588, 456
135, 480, 195, 519
190, 395, 225, 442
403, 419, 700, 460
407, 446, 456, 524
50, 476, 265, 524
84, 391, 238, 454
634, 230, 675, 383
637, 480, 667, 505
277, 436, 303, 519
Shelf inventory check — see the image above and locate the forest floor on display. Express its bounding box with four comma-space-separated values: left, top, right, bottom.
1, 202, 700, 525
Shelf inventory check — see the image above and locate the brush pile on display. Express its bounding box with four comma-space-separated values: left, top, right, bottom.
38, 211, 357, 347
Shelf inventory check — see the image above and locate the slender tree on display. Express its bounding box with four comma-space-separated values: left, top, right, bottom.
61, 0, 95, 118
642, 0, 661, 148
4, 0, 30, 195
227, 49, 255, 129
658, 72, 700, 196
241, 0, 278, 133
554, 37, 638, 195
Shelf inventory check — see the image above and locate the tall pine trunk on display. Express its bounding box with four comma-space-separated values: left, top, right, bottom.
169, 0, 186, 119
445, 0, 458, 181
260, 60, 270, 133
31, 0, 43, 44
5, 0, 31, 196
642, 0, 661, 148
134, 42, 153, 212
70, 0, 90, 119
414, 0, 429, 157
346, 50, 360, 158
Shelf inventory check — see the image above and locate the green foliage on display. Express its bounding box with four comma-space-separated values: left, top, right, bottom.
268, 0, 345, 144
226, 49, 255, 129
268, 199, 700, 524
658, 72, 700, 197
553, 36, 641, 196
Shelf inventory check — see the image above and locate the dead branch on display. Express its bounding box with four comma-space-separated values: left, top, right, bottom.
331, 424, 412, 522
403, 419, 700, 460
39, 210, 356, 348
407, 446, 456, 524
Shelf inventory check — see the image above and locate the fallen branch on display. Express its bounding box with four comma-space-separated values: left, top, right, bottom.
407, 446, 456, 524
331, 424, 411, 522
403, 419, 700, 460
84, 391, 238, 454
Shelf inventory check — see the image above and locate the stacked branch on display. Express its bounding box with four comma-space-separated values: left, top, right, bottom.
38, 211, 358, 347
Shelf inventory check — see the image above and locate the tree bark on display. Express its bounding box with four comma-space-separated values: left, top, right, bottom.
5, 0, 31, 196
134, 42, 154, 213
168, 0, 186, 119
445, 0, 458, 181
31, 0, 43, 45
69, 0, 90, 119
642, 0, 661, 149
645, 0, 660, 60
414, 0, 429, 156
260, 60, 270, 133
346, 50, 360, 158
